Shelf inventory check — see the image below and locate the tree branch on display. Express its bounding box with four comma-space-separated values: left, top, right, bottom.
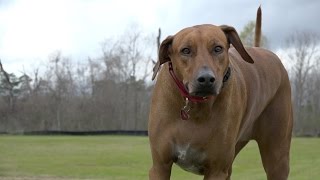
0, 59, 14, 89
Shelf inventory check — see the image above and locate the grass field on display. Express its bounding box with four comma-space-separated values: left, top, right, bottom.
0, 136, 319, 180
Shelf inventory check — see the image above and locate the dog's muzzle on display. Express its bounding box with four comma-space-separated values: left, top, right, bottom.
190, 68, 216, 97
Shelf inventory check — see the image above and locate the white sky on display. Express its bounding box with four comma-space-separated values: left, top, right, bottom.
0, 0, 319, 75
0, 0, 168, 74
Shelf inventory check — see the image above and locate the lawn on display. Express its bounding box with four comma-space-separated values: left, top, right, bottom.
0, 135, 319, 180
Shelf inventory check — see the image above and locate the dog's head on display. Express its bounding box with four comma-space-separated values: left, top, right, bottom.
153, 24, 253, 97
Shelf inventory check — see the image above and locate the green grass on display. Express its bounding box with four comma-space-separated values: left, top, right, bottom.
0, 136, 319, 179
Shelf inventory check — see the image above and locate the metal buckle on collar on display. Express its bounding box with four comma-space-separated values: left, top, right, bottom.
223, 67, 231, 83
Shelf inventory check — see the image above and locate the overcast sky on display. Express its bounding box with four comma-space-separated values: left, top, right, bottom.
0, 0, 319, 75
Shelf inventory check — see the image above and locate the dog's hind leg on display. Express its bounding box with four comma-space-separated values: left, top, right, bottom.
256, 125, 291, 180
254, 88, 293, 180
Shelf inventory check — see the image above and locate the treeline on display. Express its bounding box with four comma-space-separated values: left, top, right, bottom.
0, 29, 155, 133
0, 26, 319, 136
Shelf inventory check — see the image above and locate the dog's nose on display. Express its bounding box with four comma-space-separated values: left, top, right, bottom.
197, 69, 215, 87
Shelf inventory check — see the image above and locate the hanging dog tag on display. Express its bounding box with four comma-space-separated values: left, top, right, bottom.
180, 109, 190, 120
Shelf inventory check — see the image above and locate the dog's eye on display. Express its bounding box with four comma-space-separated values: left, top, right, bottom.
181, 48, 191, 55
213, 46, 223, 54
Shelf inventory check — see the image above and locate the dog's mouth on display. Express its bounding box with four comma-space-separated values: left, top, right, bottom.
190, 90, 215, 97
186, 83, 217, 98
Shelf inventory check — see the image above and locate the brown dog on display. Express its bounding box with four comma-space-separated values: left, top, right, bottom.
148, 7, 293, 180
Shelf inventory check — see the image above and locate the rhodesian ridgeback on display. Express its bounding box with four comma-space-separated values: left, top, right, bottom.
148, 7, 293, 180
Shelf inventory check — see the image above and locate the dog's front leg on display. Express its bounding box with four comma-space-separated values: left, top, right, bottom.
149, 161, 173, 180
204, 171, 228, 180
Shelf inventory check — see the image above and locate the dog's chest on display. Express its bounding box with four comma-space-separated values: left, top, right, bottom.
173, 144, 207, 175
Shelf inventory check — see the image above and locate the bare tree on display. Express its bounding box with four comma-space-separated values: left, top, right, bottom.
285, 31, 320, 135
100, 25, 155, 130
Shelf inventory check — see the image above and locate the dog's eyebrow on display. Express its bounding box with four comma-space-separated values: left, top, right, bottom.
177, 39, 195, 49
209, 39, 223, 45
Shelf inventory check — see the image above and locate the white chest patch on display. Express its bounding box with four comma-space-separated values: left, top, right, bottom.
173, 144, 207, 175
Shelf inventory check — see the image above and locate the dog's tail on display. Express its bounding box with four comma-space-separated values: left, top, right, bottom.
254, 6, 262, 47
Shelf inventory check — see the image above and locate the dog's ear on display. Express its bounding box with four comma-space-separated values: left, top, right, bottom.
220, 25, 254, 63
152, 36, 174, 80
